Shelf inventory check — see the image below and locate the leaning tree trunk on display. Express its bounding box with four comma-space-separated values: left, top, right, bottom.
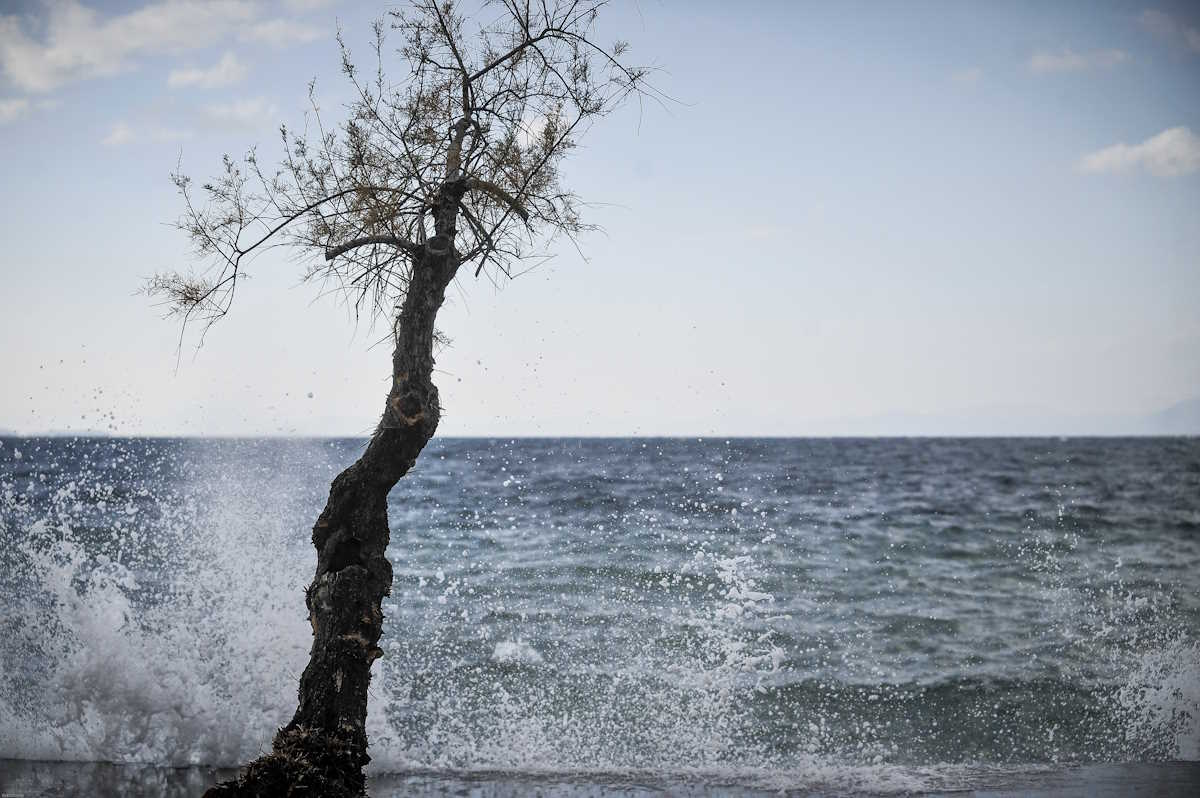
205, 235, 459, 797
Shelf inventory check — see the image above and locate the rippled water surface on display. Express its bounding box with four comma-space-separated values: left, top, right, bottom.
1, 437, 1198, 794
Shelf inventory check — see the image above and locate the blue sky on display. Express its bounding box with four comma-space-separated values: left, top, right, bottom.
1, 0, 1198, 436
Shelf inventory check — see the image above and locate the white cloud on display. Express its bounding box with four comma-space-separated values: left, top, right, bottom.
951, 66, 982, 85
168, 51, 246, 88
1029, 47, 1130, 73
1140, 9, 1200, 54
204, 97, 279, 129
241, 19, 321, 47
0, 1, 320, 93
0, 96, 28, 123
103, 121, 135, 146
101, 120, 196, 145
0, 1, 254, 92
1079, 126, 1200, 177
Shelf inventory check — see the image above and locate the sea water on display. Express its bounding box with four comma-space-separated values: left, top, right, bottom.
0, 437, 1197, 795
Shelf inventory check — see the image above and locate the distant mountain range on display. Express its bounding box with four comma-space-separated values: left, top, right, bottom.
1143, 397, 1200, 435
813, 397, 1200, 437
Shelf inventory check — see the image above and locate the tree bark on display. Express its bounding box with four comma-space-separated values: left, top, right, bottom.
205, 240, 458, 797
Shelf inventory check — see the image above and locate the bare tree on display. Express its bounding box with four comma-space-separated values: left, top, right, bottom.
151, 1, 653, 795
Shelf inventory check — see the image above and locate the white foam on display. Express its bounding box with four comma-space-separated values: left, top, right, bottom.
1114, 636, 1200, 760
490, 640, 544, 665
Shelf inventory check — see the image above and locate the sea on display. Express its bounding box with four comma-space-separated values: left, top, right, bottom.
0, 436, 1197, 796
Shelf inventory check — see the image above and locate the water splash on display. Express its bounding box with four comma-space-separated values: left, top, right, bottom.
0, 440, 315, 767
368, 545, 787, 773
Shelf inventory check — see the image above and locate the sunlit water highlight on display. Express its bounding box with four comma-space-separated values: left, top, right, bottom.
1, 437, 1197, 794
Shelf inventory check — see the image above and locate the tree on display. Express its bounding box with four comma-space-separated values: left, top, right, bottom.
150, 1, 653, 795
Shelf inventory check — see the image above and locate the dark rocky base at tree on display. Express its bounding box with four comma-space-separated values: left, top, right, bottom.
202, 726, 368, 797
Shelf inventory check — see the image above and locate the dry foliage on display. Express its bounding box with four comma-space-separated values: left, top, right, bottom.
152, 0, 658, 332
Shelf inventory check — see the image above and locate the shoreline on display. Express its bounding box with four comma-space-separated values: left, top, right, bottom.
2, 758, 1199, 797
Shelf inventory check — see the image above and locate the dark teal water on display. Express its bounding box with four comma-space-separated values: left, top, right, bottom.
1, 437, 1197, 794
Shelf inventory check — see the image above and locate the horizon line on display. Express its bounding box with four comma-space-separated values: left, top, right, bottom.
2, 432, 1197, 441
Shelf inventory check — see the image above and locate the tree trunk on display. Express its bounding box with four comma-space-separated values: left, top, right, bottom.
205, 242, 458, 797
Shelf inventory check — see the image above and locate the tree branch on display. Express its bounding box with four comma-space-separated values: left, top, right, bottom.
463, 177, 529, 222
325, 234, 421, 261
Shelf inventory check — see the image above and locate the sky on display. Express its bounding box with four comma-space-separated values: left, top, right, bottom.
0, 0, 1198, 437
